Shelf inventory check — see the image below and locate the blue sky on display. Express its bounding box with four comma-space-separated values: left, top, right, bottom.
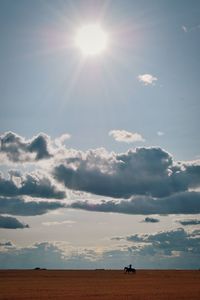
0, 0, 200, 269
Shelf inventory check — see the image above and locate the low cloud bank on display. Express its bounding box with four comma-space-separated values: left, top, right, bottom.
0, 228, 199, 269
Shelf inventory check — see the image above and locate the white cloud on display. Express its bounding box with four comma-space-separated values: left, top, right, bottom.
157, 131, 164, 136
182, 24, 200, 33
182, 25, 188, 33
138, 74, 158, 85
42, 220, 76, 226
55, 134, 71, 147
109, 130, 145, 143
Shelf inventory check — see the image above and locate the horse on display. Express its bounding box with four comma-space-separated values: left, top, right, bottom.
124, 266, 136, 273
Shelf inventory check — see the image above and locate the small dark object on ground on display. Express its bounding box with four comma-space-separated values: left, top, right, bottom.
124, 266, 136, 273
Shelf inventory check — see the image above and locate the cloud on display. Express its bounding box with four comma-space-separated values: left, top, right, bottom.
0, 171, 65, 199
182, 25, 188, 33
182, 24, 200, 33
0, 131, 70, 164
55, 134, 71, 147
126, 228, 200, 256
53, 147, 200, 199
177, 219, 200, 226
1, 131, 200, 218
0, 131, 52, 163
157, 131, 164, 136
0, 242, 67, 269
0, 215, 29, 229
69, 191, 200, 215
0, 229, 199, 269
0, 242, 97, 269
138, 74, 157, 85
42, 220, 75, 226
0, 197, 65, 216
0, 241, 14, 247
109, 130, 145, 143
143, 217, 159, 223
2, 132, 200, 201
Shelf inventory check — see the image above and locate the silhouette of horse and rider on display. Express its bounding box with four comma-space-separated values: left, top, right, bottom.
124, 264, 136, 273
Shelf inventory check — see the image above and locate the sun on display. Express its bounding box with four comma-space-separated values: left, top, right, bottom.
75, 24, 108, 56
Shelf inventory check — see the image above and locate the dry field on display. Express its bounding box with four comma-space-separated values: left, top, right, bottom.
0, 270, 200, 300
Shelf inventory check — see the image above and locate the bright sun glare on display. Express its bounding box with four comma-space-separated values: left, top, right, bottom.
75, 24, 108, 56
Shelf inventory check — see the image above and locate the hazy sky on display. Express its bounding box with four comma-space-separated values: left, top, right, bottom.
0, 0, 200, 269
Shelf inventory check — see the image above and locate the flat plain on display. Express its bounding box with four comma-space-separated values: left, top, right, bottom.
0, 270, 200, 300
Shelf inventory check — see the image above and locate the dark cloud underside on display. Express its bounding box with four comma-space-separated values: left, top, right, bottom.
178, 219, 200, 226
0, 132, 52, 162
0, 197, 65, 216
0, 173, 65, 199
53, 147, 200, 199
69, 191, 200, 215
1, 132, 200, 216
0, 215, 29, 229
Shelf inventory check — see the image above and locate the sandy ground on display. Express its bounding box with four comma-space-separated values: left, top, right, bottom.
0, 270, 200, 300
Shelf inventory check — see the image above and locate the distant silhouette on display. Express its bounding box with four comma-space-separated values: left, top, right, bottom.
34, 267, 46, 270
124, 264, 136, 273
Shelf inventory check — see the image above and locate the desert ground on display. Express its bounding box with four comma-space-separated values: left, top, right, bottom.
0, 270, 199, 300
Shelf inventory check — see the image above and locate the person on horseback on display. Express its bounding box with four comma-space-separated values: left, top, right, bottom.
124, 264, 136, 273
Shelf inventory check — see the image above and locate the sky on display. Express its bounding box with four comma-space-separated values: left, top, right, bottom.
0, 0, 200, 269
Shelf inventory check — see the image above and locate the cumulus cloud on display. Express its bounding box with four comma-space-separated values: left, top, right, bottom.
55, 134, 71, 147
0, 171, 65, 199
0, 197, 65, 216
143, 217, 159, 223
0, 242, 97, 269
177, 219, 200, 226
0, 215, 29, 229
69, 191, 200, 215
0, 131, 72, 164
109, 130, 145, 143
138, 74, 157, 85
126, 228, 200, 256
2, 132, 200, 201
53, 147, 200, 199
1, 131, 200, 217
0, 132, 52, 163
